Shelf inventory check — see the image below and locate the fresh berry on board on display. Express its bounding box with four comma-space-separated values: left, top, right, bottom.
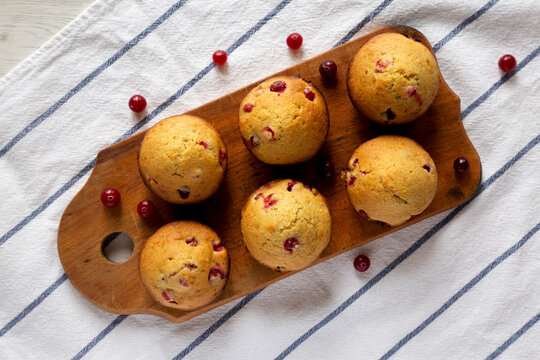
137, 200, 157, 218
454, 157, 470, 173
101, 188, 121, 207
319, 60, 337, 80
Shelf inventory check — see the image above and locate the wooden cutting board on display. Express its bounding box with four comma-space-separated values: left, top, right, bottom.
57, 25, 481, 323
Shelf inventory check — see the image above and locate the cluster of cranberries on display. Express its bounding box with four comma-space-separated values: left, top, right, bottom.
100, 188, 157, 218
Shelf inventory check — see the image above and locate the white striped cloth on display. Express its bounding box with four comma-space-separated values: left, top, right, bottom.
1, 0, 539, 358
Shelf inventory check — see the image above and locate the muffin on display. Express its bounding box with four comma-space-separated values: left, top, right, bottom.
139, 221, 229, 310
138, 115, 227, 204
344, 135, 437, 226
347, 32, 440, 125
240, 179, 332, 271
239, 76, 329, 164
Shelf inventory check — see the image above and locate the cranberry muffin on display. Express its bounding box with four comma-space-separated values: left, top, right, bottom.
344, 135, 437, 226
347, 32, 440, 125
241, 179, 332, 271
239, 76, 329, 164
139, 221, 229, 310
138, 115, 227, 204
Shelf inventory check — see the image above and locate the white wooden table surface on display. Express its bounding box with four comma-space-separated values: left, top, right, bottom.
0, 0, 93, 78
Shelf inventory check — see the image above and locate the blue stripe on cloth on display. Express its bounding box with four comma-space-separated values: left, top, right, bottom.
380, 222, 540, 359
275, 131, 540, 359
0, 234, 120, 336
71, 315, 128, 360
462, 44, 540, 119
0, 0, 189, 159
0, 159, 96, 247
0, 273, 68, 337
60, 1, 294, 357
333, 0, 395, 47
0, 0, 508, 349
432, 0, 500, 52
0, 0, 293, 341
0, 0, 293, 248
172, 289, 264, 360
113, 0, 294, 144
167, 1, 395, 356
283, 43, 540, 359
486, 312, 540, 359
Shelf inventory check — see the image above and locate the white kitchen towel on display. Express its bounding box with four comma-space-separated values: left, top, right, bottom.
0, 0, 539, 359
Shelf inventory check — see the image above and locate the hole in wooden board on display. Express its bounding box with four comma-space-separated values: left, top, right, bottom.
102, 232, 133, 263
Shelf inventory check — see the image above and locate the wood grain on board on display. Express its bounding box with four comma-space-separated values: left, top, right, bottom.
58, 26, 482, 323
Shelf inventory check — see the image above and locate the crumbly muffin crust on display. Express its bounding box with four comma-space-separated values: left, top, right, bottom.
139, 221, 229, 310
344, 135, 438, 226
241, 179, 332, 271
347, 33, 440, 125
239, 76, 329, 164
138, 115, 227, 204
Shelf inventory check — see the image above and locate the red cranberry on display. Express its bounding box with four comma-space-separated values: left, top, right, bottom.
319, 60, 337, 80
454, 157, 470, 173
303, 87, 315, 101
261, 193, 278, 210
254, 193, 262, 200
212, 239, 224, 252
358, 210, 389, 226
137, 200, 157, 218
208, 264, 225, 285
184, 263, 197, 270
177, 186, 191, 199
269, 80, 287, 93
101, 188, 121, 207
406, 85, 423, 106
186, 237, 198, 246
358, 210, 371, 220
212, 50, 227, 66
286, 33, 303, 50
351, 158, 359, 168
161, 291, 177, 303
128, 95, 147, 113
348, 174, 357, 187
198, 141, 208, 149
219, 150, 226, 166
250, 135, 260, 147
262, 126, 275, 140
287, 181, 298, 191
243, 103, 254, 112
375, 59, 392, 72
147, 177, 159, 184
498, 54, 516, 72
283, 237, 300, 253
354, 255, 370, 272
